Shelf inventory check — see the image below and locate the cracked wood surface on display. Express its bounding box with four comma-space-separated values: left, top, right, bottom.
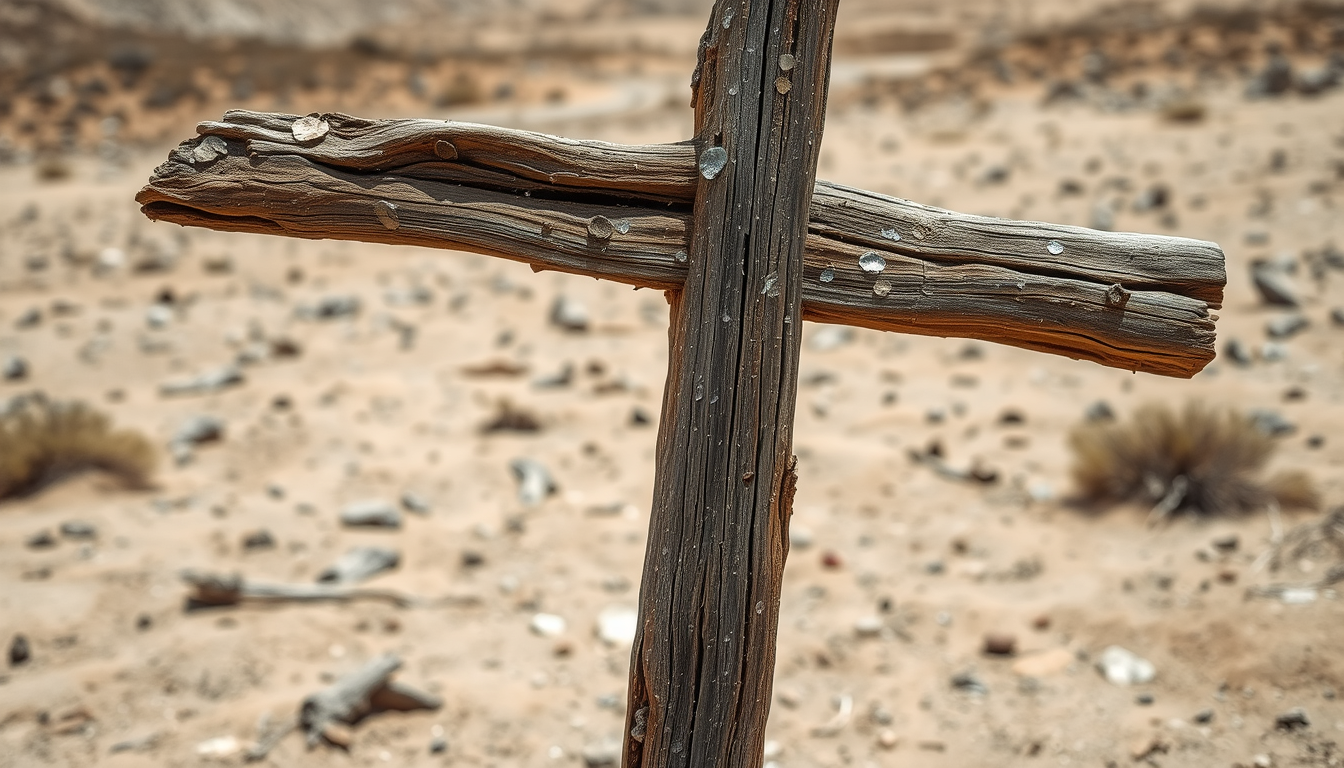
138, 111, 1224, 378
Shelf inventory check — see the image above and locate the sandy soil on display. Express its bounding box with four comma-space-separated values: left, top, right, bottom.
1, 2, 1343, 767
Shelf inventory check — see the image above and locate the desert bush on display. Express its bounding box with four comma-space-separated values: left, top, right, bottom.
1070, 401, 1318, 517
0, 393, 156, 500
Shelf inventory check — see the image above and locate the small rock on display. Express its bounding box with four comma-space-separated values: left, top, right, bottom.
1084, 400, 1114, 422
596, 606, 638, 646
241, 530, 275, 551
2, 355, 28, 381
1266, 314, 1309, 339
510, 458, 557, 506
877, 729, 899, 749
1250, 263, 1299, 307
950, 670, 988, 695
983, 633, 1018, 656
9, 634, 30, 666
1331, 307, 1344, 327
297, 295, 361, 320
109, 732, 160, 754
1275, 708, 1310, 730
1193, 708, 1215, 724
58, 521, 97, 540
581, 737, 621, 768
630, 406, 652, 426
1224, 338, 1254, 366
854, 616, 884, 638
1249, 409, 1296, 437
145, 303, 173, 329
173, 415, 225, 446
789, 526, 814, 549
1247, 49, 1294, 97
821, 551, 843, 569
160, 365, 244, 397
339, 500, 402, 529
400, 491, 432, 515
1097, 646, 1156, 686
318, 546, 400, 583
428, 737, 448, 754
1135, 692, 1155, 706
1211, 534, 1239, 553
25, 530, 56, 549
1261, 342, 1288, 362
530, 613, 566, 637
135, 614, 153, 631
998, 408, 1026, 426
550, 296, 590, 332
15, 307, 42, 329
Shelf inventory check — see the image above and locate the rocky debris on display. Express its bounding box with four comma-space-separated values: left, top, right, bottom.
596, 605, 638, 646
169, 414, 225, 464
1211, 534, 1239, 553
510, 458, 557, 506
25, 530, 56, 549
1248, 409, 1296, 437
1224, 338, 1254, 367
983, 632, 1017, 656
1247, 45, 1294, 98
1275, 708, 1310, 731
58, 520, 97, 540
241, 529, 276, 551
160, 365, 244, 397
2, 355, 29, 381
339, 500, 402, 529
1250, 262, 1299, 307
15, 307, 42, 329
530, 612, 566, 637
429, 736, 448, 754
482, 400, 542, 433
1193, 708, 1215, 724
145, 303, 173, 329
318, 547, 401, 584
1265, 314, 1309, 340
950, 670, 988, 695
550, 295, 590, 332
108, 732, 160, 754
581, 737, 622, 767
533, 362, 574, 389
1331, 307, 1344, 328
854, 616, 884, 638
400, 491, 431, 515
1096, 646, 1155, 686
1084, 400, 1115, 422
296, 294, 361, 320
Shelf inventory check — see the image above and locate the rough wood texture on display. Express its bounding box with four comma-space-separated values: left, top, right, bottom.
137, 109, 1224, 377
622, 2, 837, 766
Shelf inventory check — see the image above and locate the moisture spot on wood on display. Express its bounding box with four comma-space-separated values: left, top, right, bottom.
699, 146, 729, 180
434, 140, 459, 160
374, 201, 400, 231
588, 216, 616, 241
859, 252, 886, 273
775, 77, 792, 95
779, 54, 797, 71
291, 115, 330, 143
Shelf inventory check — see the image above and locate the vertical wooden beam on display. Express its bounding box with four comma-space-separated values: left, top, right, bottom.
625, 1, 839, 766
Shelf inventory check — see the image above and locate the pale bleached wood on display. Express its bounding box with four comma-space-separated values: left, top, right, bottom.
139, 124, 1219, 377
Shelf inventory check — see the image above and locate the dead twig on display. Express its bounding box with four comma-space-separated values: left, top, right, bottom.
180, 570, 476, 609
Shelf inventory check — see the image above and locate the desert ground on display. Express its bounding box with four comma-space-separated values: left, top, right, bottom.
1, 1, 1343, 766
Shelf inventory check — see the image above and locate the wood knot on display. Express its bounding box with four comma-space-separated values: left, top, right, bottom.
1105, 283, 1131, 308
588, 216, 615, 241
374, 201, 401, 231
433, 140, 459, 160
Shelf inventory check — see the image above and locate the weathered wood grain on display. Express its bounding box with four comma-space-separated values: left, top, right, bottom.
138, 124, 1220, 377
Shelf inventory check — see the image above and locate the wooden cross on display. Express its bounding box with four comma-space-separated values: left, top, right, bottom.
136, 2, 1226, 766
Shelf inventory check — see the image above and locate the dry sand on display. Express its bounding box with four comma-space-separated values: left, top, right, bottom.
1, 1, 1343, 766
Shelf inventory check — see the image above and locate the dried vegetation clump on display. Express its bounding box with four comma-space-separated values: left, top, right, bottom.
0, 393, 156, 500
1069, 402, 1319, 519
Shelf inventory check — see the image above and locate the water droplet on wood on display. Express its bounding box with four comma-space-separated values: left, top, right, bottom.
820, 267, 835, 283
880, 228, 902, 242
873, 279, 892, 298
775, 77, 792, 95
675, 250, 688, 263
699, 146, 728, 180
614, 220, 631, 235
722, 6, 735, 28
291, 115, 329, 143
191, 135, 228, 165
374, 201, 400, 230
1047, 239, 1065, 255
859, 252, 886, 273
1105, 283, 1131, 307
434, 140, 458, 160
756, 601, 765, 614
779, 54, 797, 71
588, 216, 615, 241
762, 271, 780, 297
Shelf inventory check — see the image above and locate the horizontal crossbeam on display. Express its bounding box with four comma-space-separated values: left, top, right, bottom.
137, 110, 1225, 377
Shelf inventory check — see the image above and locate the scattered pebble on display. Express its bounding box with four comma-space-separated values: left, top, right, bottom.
596, 605, 638, 646
1097, 646, 1156, 687
1248, 409, 1296, 437
1250, 263, 1299, 307
510, 458, 557, 506
581, 737, 621, 768
550, 296, 590, 332
854, 616, 884, 638
1331, 307, 1344, 327
1193, 708, 1215, 724
169, 414, 225, 464
296, 295, 361, 320
339, 500, 403, 529
821, 551, 844, 569
429, 736, 448, 754
25, 530, 56, 549
1135, 692, 1155, 706
530, 613, 566, 637
1275, 708, 1310, 731
108, 732, 160, 754
58, 521, 97, 540
983, 632, 1018, 656
951, 670, 988, 695
241, 529, 276, 551
809, 325, 854, 352
160, 365, 244, 397
9, 634, 30, 666
1265, 314, 1309, 339
1084, 400, 1114, 422
318, 546, 401, 583
789, 526, 814, 549
2, 355, 28, 381
401, 491, 432, 515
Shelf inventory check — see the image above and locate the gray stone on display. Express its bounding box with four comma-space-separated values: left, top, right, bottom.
2, 356, 28, 381
339, 500, 402, 529
9, 634, 30, 666
510, 458, 557, 506
1096, 646, 1156, 686
1275, 708, 1310, 730
401, 491, 432, 515
1224, 338, 1254, 367
297, 295, 361, 320
59, 521, 97, 540
1331, 307, 1344, 328
159, 365, 244, 397
581, 736, 622, 768
1265, 314, 1309, 340
1248, 409, 1296, 437
173, 415, 225, 446
550, 296, 590, 332
318, 546, 401, 583
1250, 264, 1299, 307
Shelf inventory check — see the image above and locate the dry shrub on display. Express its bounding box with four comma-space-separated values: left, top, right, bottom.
0, 393, 156, 500
1070, 402, 1319, 517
